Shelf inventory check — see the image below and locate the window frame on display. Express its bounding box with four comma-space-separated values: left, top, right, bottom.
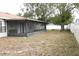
0, 21, 6, 33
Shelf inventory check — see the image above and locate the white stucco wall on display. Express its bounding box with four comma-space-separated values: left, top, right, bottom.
0, 32, 7, 37
46, 23, 69, 30
0, 19, 7, 37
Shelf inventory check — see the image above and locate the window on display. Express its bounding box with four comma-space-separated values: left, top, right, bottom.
0, 21, 2, 32
2, 26, 6, 32
0, 21, 6, 33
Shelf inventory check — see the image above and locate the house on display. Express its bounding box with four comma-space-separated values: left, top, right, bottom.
0, 12, 47, 37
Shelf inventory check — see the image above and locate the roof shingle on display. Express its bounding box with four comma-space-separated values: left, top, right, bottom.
0, 12, 25, 20
0, 12, 47, 23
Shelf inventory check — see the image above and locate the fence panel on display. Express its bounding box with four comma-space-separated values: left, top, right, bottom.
70, 23, 79, 43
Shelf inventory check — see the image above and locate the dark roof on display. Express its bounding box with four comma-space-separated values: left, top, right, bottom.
0, 12, 46, 23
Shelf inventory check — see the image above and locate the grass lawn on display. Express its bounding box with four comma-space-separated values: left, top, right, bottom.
0, 30, 79, 56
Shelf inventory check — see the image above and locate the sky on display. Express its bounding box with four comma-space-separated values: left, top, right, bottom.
0, 0, 26, 14
0, 0, 79, 20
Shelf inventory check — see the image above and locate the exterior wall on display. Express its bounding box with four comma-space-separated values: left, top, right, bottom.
0, 19, 7, 37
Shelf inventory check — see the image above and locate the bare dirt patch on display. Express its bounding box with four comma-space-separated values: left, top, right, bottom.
0, 30, 79, 56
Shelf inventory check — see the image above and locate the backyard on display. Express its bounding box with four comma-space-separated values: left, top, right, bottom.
0, 30, 79, 56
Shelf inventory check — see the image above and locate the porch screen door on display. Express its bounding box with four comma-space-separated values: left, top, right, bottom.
20, 23, 24, 33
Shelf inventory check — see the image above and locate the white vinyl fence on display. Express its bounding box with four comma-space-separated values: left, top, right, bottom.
70, 19, 79, 43
46, 23, 69, 30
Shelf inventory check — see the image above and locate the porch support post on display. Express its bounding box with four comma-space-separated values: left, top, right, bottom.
26, 33, 28, 37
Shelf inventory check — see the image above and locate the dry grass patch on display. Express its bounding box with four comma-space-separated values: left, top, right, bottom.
0, 30, 79, 56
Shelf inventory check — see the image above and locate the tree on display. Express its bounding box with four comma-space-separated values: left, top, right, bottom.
74, 3, 79, 8
49, 10, 72, 30
20, 3, 55, 22
19, 3, 79, 30
48, 3, 75, 30
17, 13, 22, 16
